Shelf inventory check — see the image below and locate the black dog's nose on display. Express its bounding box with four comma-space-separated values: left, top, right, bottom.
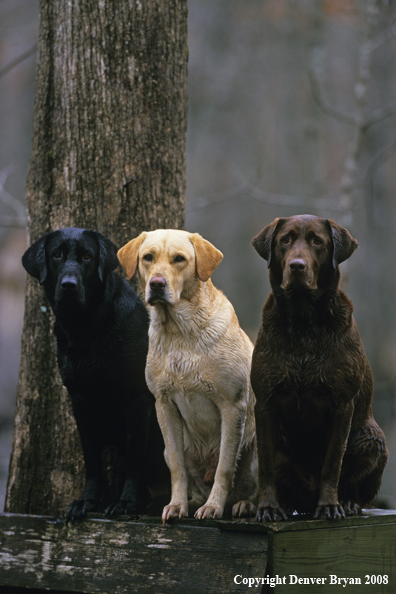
289, 258, 306, 272
61, 276, 78, 290
149, 276, 167, 291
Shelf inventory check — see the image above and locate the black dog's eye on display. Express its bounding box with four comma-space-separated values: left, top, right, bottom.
143, 254, 153, 262
174, 255, 185, 263
53, 251, 62, 259
312, 237, 322, 246
82, 253, 91, 261
281, 236, 290, 245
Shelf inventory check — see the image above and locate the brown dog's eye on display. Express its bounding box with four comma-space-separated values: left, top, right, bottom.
281, 236, 290, 245
313, 237, 322, 246
143, 254, 153, 261
174, 255, 185, 263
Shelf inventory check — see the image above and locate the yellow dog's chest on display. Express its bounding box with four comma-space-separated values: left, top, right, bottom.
146, 346, 222, 450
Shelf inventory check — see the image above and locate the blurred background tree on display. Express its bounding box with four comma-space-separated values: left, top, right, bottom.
1, 0, 396, 510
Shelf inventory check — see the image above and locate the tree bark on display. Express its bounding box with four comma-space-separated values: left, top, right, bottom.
5, 0, 187, 516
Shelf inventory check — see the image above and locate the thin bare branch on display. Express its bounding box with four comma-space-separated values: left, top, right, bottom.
365, 136, 396, 217
0, 167, 27, 228
308, 68, 356, 126
0, 215, 27, 229
0, 44, 37, 80
364, 104, 396, 130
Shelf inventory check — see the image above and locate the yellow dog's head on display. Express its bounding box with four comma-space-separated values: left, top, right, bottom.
118, 229, 223, 306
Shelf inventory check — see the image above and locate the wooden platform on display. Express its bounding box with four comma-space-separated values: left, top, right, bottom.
0, 510, 395, 593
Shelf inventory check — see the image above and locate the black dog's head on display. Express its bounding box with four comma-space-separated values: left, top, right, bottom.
252, 215, 358, 296
22, 228, 119, 309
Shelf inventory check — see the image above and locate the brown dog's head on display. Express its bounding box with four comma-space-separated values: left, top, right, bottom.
252, 215, 358, 293
117, 229, 223, 306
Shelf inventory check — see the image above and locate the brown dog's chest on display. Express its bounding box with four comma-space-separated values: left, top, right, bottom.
274, 383, 335, 459
274, 374, 334, 418
268, 343, 337, 388
263, 344, 360, 411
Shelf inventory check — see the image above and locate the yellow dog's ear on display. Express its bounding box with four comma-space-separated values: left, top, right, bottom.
117, 232, 147, 279
189, 233, 223, 282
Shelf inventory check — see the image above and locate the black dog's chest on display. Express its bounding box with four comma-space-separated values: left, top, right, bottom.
57, 338, 112, 392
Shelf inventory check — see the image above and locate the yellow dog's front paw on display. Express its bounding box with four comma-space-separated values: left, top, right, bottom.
232, 499, 256, 518
162, 502, 188, 524
194, 503, 223, 520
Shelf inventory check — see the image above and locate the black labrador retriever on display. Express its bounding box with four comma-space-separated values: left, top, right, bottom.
251, 215, 388, 522
22, 227, 169, 520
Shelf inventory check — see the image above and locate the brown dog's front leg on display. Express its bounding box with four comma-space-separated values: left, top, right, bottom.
255, 402, 288, 522
314, 400, 354, 520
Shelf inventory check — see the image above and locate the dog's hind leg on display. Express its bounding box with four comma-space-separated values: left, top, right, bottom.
339, 419, 388, 514
230, 443, 258, 518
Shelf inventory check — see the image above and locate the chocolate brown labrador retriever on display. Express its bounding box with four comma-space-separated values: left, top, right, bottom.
251, 214, 388, 521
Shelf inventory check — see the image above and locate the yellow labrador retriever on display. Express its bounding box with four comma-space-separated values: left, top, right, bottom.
118, 229, 257, 522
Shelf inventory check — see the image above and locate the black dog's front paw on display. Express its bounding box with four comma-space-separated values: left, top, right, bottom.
66, 496, 98, 522
313, 503, 346, 520
105, 498, 140, 518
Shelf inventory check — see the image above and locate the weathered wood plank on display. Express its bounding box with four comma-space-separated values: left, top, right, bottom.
0, 513, 268, 594
266, 513, 396, 594
1, 511, 396, 594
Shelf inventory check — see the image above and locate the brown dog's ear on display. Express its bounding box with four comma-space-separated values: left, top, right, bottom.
327, 219, 358, 268
189, 233, 223, 282
117, 232, 147, 279
252, 218, 284, 268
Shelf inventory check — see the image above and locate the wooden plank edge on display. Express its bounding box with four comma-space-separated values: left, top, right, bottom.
1, 508, 395, 534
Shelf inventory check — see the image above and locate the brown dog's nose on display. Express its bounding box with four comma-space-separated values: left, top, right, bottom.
289, 258, 306, 272
149, 276, 167, 290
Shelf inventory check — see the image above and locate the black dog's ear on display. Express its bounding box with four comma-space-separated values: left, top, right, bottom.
252, 218, 284, 268
327, 219, 358, 268
22, 234, 49, 285
94, 231, 119, 281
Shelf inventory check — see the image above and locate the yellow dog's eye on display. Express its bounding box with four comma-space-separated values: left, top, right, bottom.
143, 254, 153, 261
174, 255, 185, 263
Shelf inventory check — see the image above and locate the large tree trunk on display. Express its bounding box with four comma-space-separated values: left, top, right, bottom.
5, 0, 187, 516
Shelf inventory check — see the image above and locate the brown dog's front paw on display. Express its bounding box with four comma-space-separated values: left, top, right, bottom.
313, 503, 346, 520
256, 502, 288, 522
162, 502, 188, 524
195, 504, 223, 520
341, 500, 361, 516
232, 500, 256, 518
